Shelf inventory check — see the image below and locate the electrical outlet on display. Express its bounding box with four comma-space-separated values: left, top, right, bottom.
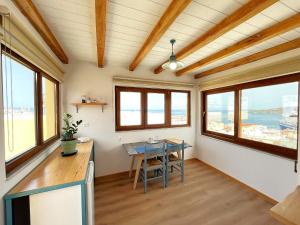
83, 123, 89, 127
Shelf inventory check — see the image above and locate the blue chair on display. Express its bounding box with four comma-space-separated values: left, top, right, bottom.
140, 142, 166, 193
165, 140, 184, 186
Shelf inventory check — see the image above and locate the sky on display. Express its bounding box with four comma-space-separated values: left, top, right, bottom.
242, 82, 298, 110
2, 55, 35, 109
207, 82, 298, 111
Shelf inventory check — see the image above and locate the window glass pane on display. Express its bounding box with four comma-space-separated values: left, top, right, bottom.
207, 92, 234, 135
147, 93, 165, 125
42, 77, 57, 141
2, 54, 36, 162
241, 82, 298, 149
120, 92, 141, 126
171, 92, 188, 125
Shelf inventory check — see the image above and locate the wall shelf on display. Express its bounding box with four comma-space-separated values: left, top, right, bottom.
72, 102, 108, 113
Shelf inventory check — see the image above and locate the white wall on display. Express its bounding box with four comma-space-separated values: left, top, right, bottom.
63, 61, 196, 177
195, 90, 298, 202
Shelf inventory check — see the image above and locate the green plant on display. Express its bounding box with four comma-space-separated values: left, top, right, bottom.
61, 113, 82, 141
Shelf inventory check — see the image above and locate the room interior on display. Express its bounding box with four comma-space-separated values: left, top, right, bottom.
0, 0, 300, 225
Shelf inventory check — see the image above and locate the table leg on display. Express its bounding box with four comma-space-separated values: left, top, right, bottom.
177, 151, 181, 159
133, 155, 143, 190
129, 155, 135, 178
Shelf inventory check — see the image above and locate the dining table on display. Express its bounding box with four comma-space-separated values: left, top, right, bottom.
123, 139, 192, 189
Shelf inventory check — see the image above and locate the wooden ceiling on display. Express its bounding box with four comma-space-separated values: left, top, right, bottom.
14, 0, 300, 79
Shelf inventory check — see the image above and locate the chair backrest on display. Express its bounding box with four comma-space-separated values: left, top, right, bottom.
166, 140, 184, 153
144, 142, 165, 160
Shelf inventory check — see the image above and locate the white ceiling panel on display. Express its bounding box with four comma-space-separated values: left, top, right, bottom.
30, 0, 300, 78
262, 1, 297, 21
281, 0, 300, 12
193, 0, 242, 14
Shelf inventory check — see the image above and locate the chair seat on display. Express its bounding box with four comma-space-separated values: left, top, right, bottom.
142, 158, 163, 170
168, 153, 179, 162
148, 158, 162, 166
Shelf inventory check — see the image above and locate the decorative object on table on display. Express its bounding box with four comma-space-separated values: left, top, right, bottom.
147, 137, 159, 144
78, 137, 91, 143
162, 39, 184, 71
81, 95, 87, 103
86, 97, 91, 103
61, 113, 82, 156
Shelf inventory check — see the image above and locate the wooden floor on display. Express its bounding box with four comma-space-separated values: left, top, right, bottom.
95, 159, 281, 225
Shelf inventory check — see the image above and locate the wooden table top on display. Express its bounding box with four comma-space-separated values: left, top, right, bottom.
7, 140, 93, 196
270, 186, 300, 225
123, 139, 192, 156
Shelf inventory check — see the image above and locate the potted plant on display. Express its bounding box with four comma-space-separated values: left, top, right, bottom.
61, 113, 82, 156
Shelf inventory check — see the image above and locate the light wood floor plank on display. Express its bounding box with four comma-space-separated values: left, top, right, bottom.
95, 159, 281, 225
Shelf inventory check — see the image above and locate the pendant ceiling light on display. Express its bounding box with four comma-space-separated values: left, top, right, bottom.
162, 39, 184, 71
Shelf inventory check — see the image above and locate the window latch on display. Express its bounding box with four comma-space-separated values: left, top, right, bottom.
295, 160, 298, 173
202, 111, 206, 118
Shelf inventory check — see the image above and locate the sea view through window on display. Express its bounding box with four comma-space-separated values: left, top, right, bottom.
115, 86, 190, 130
202, 74, 300, 159
240, 82, 298, 149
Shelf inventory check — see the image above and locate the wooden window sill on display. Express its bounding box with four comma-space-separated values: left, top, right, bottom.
201, 132, 297, 160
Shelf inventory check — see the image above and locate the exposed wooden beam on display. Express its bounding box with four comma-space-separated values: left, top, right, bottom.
128, 0, 192, 71
95, 0, 107, 68
176, 13, 300, 76
13, 0, 68, 64
153, 0, 278, 74
194, 37, 300, 79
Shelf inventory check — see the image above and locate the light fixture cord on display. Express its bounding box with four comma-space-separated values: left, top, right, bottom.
8, 12, 14, 153
172, 41, 174, 55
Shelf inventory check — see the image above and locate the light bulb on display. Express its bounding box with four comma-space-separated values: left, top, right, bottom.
169, 62, 177, 71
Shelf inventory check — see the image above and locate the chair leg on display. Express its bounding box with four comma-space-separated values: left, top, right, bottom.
162, 162, 166, 188
165, 155, 169, 187
144, 170, 147, 193
181, 147, 184, 183
181, 163, 184, 182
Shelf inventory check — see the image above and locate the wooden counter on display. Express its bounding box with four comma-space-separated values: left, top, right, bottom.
7, 140, 94, 198
270, 186, 300, 225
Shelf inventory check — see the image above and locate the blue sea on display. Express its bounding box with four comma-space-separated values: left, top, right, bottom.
242, 112, 283, 129
209, 110, 286, 129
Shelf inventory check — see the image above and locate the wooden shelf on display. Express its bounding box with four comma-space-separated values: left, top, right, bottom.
270, 186, 300, 225
72, 102, 107, 113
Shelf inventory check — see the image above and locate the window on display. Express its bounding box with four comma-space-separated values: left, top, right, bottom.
42, 76, 58, 141
240, 83, 298, 149
202, 74, 299, 160
2, 46, 60, 174
3, 54, 37, 162
147, 92, 166, 126
120, 91, 142, 126
171, 92, 190, 126
115, 86, 190, 131
206, 92, 234, 135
